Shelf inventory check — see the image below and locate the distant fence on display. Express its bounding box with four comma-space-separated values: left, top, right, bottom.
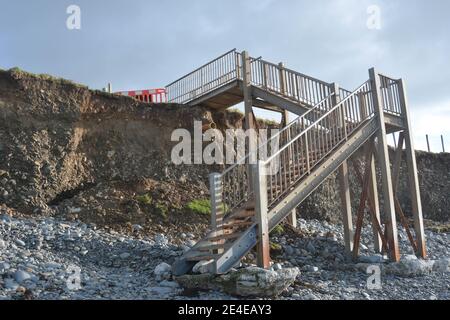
389, 133, 446, 153
425, 134, 446, 153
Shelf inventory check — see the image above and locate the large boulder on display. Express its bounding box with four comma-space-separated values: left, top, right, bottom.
433, 258, 450, 273
176, 266, 299, 297
384, 255, 435, 277
154, 262, 172, 281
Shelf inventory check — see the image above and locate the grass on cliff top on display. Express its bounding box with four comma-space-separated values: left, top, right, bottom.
7, 67, 87, 89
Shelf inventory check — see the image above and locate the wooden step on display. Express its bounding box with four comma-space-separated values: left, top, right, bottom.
197, 244, 228, 252
208, 232, 243, 242
223, 209, 255, 223
217, 221, 254, 230
185, 254, 219, 262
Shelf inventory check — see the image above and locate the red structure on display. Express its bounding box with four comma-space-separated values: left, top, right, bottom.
116, 88, 167, 103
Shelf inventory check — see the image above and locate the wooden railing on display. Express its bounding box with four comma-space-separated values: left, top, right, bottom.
262, 81, 375, 208
166, 49, 241, 104
214, 93, 336, 217
250, 59, 332, 106
379, 74, 402, 116
166, 49, 333, 107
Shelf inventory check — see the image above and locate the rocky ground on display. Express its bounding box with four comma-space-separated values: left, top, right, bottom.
1, 206, 448, 300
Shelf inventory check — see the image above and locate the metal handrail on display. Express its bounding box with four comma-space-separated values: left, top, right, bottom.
264, 81, 370, 163
219, 93, 335, 177
262, 80, 374, 207
165, 48, 237, 87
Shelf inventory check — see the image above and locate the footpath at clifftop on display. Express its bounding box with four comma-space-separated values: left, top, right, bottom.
0, 68, 449, 300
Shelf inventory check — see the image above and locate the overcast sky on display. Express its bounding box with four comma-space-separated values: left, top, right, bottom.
1, 0, 449, 151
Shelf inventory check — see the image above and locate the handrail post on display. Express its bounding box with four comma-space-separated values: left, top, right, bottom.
369, 67, 400, 262
254, 162, 270, 269
398, 78, 427, 258
331, 83, 346, 140
305, 131, 310, 174
278, 62, 286, 96
280, 80, 297, 228
262, 62, 268, 88
242, 51, 257, 191
235, 52, 241, 80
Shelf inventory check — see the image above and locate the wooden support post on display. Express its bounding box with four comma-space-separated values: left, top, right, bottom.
391, 132, 419, 252
351, 156, 389, 254
352, 144, 374, 260
398, 79, 427, 258
242, 51, 257, 185
242, 51, 255, 131
369, 68, 400, 262
426, 135, 430, 152
441, 135, 445, 153
338, 160, 353, 256
254, 162, 270, 269
366, 142, 382, 253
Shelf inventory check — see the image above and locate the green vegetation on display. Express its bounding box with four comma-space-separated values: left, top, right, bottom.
136, 193, 152, 205
186, 199, 211, 216
270, 224, 284, 236
427, 223, 450, 233
270, 242, 282, 251
155, 202, 169, 220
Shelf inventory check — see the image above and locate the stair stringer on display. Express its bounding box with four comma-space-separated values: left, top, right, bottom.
214, 118, 379, 274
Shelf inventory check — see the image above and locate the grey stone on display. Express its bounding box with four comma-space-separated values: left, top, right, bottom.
4, 279, 19, 291
272, 263, 283, 271
359, 254, 385, 264
384, 256, 435, 277
192, 260, 214, 274
15, 239, 26, 247
155, 234, 169, 247
154, 262, 172, 281
305, 265, 319, 272
132, 224, 143, 232
304, 293, 319, 300
306, 242, 315, 253
14, 270, 32, 283
433, 258, 450, 273
159, 280, 180, 288
186, 240, 196, 248
284, 245, 294, 255
0, 262, 11, 273
119, 252, 131, 259
147, 286, 176, 296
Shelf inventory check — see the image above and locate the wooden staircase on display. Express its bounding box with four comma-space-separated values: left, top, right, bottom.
168, 50, 426, 275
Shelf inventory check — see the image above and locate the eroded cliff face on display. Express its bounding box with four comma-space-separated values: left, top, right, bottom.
0, 69, 243, 217
0, 68, 448, 232
396, 150, 450, 222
